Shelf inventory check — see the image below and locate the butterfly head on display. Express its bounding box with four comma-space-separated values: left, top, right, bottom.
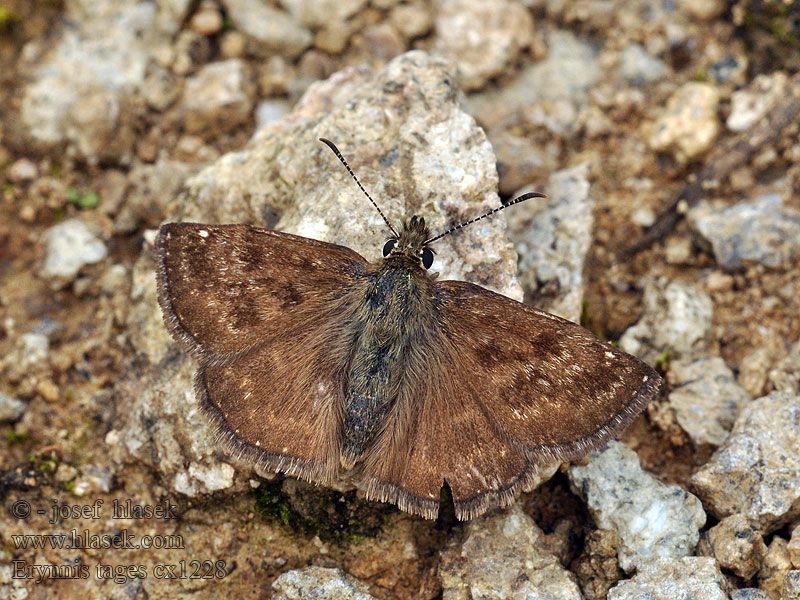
382, 215, 435, 269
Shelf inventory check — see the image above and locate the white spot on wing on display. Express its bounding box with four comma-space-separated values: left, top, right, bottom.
199, 229, 209, 238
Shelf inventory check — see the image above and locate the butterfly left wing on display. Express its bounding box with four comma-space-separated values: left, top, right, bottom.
360, 279, 660, 520
156, 222, 371, 483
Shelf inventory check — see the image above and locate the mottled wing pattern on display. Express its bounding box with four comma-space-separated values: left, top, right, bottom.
156, 223, 368, 360
156, 222, 369, 481
361, 279, 660, 520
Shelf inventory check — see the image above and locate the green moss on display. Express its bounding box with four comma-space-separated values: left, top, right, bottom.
5, 430, 29, 444
694, 68, 707, 82
63, 480, 75, 493
67, 187, 99, 209
251, 479, 388, 544
654, 351, 671, 372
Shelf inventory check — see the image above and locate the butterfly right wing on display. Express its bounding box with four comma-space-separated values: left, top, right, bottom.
156, 223, 370, 482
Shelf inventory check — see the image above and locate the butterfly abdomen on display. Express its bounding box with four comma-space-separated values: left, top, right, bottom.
340, 262, 432, 467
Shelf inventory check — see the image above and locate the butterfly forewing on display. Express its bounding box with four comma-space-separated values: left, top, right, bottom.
156, 223, 368, 360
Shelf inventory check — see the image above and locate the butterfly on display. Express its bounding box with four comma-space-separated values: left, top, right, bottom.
155, 138, 661, 520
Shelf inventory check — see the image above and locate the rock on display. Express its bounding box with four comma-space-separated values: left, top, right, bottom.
431, 0, 533, 91
727, 72, 789, 132
279, 0, 366, 28
115, 158, 200, 234
648, 82, 720, 162
769, 341, 800, 395
7, 158, 39, 184
688, 194, 800, 271
759, 537, 793, 599
507, 162, 592, 322
255, 100, 293, 131
788, 524, 800, 568
466, 29, 600, 133
0, 393, 25, 423
390, 3, 433, 39
141, 64, 182, 112
272, 566, 376, 600
705, 514, 767, 579
618, 279, 713, 363
570, 529, 623, 600
607, 557, 728, 600
179, 59, 254, 137
677, 0, 725, 20
439, 503, 582, 600
221, 0, 312, 58
738, 342, 785, 398
667, 356, 751, 446
568, 441, 706, 573
121, 51, 526, 499
730, 589, 772, 600
690, 392, 800, 532
784, 571, 800, 599
1, 332, 50, 382
492, 130, 557, 196
19, 1, 156, 164
618, 44, 667, 85
189, 0, 223, 35
39, 219, 108, 290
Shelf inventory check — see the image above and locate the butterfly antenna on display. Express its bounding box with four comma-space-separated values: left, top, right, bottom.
424, 191, 547, 244
319, 138, 399, 238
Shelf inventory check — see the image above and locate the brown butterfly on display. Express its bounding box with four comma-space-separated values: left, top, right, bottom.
155, 139, 661, 520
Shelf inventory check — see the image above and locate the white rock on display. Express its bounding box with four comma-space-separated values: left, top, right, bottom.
39, 219, 108, 289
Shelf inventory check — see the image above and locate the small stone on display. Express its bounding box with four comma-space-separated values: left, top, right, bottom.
221, 0, 312, 57
0, 392, 25, 423
664, 236, 693, 265
677, 0, 725, 20
255, 100, 292, 130
759, 537, 793, 599
508, 163, 592, 322
648, 82, 720, 162
79, 464, 113, 493
789, 524, 800, 568
492, 130, 557, 196
706, 514, 767, 579
617, 44, 667, 85
439, 503, 582, 599
688, 194, 800, 271
7, 158, 39, 184
727, 72, 789, 132
36, 379, 60, 403
730, 589, 772, 600
142, 64, 182, 112
690, 392, 800, 531
619, 279, 713, 362
272, 566, 376, 600
784, 570, 800, 599
607, 557, 727, 600
738, 344, 783, 398
704, 271, 734, 294
188, 462, 235, 493
631, 205, 656, 228
189, 1, 223, 35
39, 219, 108, 290
432, 0, 533, 91
279, 0, 367, 28
769, 341, 800, 395
54, 463, 78, 483
219, 31, 247, 58
358, 23, 406, 63
568, 442, 706, 573
180, 59, 253, 137
389, 3, 432, 39
667, 356, 751, 447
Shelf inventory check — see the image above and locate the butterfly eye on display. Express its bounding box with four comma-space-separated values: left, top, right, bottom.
422, 247, 434, 269
383, 239, 397, 257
